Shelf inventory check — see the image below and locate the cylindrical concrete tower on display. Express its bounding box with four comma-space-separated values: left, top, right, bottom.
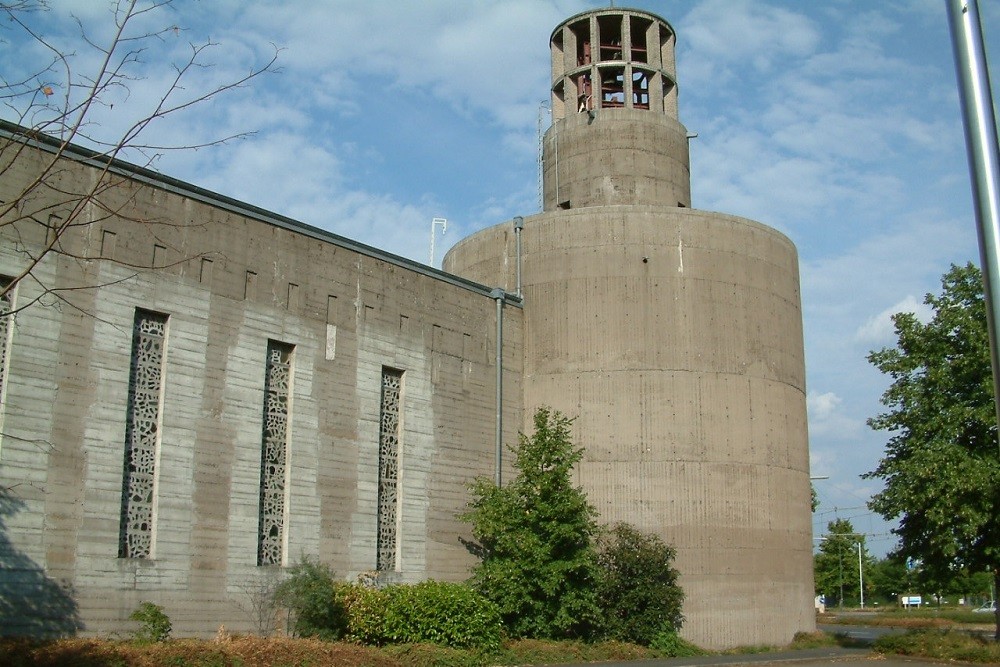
444, 7, 814, 649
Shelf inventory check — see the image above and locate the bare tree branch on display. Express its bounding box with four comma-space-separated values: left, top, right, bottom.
0, 0, 279, 315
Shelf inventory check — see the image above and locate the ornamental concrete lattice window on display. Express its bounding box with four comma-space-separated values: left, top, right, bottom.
118, 309, 169, 559
0, 278, 14, 455
258, 340, 293, 566
376, 367, 403, 571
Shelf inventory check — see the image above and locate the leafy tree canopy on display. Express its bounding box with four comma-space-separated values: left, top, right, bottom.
461, 407, 602, 640
865, 263, 1000, 581
813, 518, 874, 607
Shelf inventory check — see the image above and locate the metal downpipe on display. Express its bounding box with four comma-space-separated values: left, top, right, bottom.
491, 288, 505, 486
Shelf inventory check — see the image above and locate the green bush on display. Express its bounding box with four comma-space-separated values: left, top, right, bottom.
129, 601, 171, 643
274, 557, 347, 640
342, 584, 388, 645
649, 627, 702, 657
595, 523, 684, 644
462, 408, 602, 640
346, 581, 503, 651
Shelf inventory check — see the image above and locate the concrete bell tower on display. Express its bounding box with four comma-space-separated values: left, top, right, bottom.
544, 9, 691, 210
445, 7, 815, 649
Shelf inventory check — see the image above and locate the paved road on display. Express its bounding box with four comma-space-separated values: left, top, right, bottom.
562, 625, 953, 667
562, 649, 943, 667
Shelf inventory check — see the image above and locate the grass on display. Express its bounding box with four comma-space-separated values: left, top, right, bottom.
873, 629, 1000, 663
822, 607, 997, 629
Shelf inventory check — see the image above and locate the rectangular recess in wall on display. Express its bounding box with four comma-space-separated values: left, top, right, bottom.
152, 244, 167, 269
199, 258, 214, 285
101, 230, 117, 259
244, 270, 257, 300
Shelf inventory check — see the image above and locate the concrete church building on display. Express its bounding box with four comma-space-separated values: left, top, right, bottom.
0, 7, 813, 649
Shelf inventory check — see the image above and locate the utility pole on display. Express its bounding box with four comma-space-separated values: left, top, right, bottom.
858, 542, 865, 609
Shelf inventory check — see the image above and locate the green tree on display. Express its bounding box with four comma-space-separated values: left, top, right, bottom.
864, 263, 1000, 635
596, 523, 684, 645
870, 555, 913, 605
814, 518, 873, 607
461, 407, 601, 639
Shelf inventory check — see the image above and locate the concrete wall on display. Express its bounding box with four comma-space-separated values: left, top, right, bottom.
543, 110, 692, 211
444, 205, 815, 648
0, 135, 522, 636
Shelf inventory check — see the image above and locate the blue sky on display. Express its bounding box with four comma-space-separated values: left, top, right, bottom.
4, 0, 999, 558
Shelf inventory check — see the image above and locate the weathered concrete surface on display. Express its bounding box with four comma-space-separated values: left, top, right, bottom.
445, 206, 813, 648
444, 6, 814, 650
0, 133, 522, 637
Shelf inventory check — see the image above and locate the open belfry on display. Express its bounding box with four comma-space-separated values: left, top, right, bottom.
445, 8, 814, 647
0, 6, 813, 649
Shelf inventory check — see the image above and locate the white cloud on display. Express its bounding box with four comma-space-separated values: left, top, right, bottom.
807, 391, 841, 420
683, 0, 820, 65
854, 295, 934, 344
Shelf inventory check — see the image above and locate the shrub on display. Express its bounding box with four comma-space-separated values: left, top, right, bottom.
650, 627, 702, 657
129, 601, 171, 643
342, 584, 388, 645
462, 407, 602, 640
595, 523, 684, 644
346, 581, 503, 651
274, 557, 347, 640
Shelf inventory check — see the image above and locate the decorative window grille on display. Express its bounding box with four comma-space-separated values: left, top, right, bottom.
258, 340, 293, 566
376, 367, 403, 571
0, 278, 14, 456
118, 309, 168, 558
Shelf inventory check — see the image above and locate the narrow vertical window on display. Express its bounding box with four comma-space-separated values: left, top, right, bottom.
119, 309, 168, 558
258, 340, 293, 566
0, 278, 15, 455
377, 367, 403, 571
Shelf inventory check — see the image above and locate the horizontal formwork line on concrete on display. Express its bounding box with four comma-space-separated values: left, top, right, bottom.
0, 120, 522, 308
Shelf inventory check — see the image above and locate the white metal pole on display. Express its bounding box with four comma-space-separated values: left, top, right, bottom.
947, 0, 1000, 453
858, 542, 865, 609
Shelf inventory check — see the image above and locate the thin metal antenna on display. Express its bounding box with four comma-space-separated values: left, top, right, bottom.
537, 101, 550, 210
429, 217, 447, 267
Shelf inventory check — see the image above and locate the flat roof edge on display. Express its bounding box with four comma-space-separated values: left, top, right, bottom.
0, 119, 521, 306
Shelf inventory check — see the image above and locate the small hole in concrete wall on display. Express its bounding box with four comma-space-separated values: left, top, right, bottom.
642, 257, 649, 263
